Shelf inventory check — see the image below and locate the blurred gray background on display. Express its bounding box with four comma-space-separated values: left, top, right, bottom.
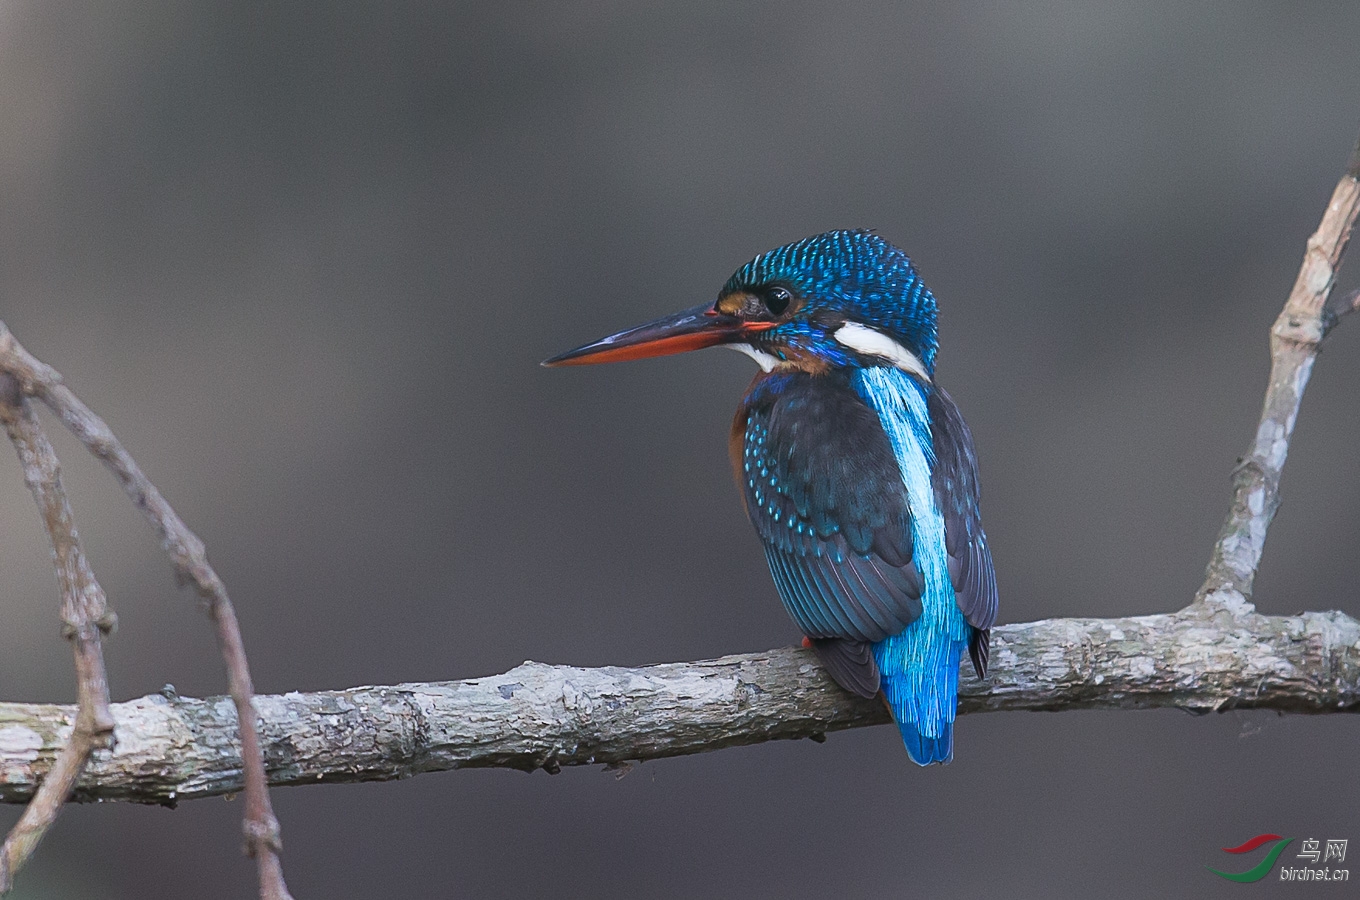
1, 2, 1358, 898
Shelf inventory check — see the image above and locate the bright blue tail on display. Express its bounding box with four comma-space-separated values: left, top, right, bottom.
874, 630, 967, 766
896, 718, 954, 766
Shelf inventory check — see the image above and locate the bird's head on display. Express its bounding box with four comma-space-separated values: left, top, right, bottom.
543, 230, 939, 380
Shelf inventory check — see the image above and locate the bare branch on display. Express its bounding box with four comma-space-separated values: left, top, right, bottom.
0, 327, 293, 900
1198, 137, 1360, 607
0, 377, 115, 892
0, 602, 1355, 802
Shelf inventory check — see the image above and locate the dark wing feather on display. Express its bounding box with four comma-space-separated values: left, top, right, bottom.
736, 372, 924, 694
929, 386, 998, 678
807, 638, 880, 698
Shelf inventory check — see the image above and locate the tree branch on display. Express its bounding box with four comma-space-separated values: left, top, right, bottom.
0, 601, 1356, 802
1199, 137, 1360, 607
0, 377, 115, 890
0, 328, 293, 900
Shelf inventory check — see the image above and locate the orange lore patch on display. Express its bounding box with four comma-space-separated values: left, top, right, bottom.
715, 291, 756, 315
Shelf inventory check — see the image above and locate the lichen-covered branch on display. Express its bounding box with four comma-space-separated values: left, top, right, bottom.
0, 378, 115, 891
0, 602, 1355, 803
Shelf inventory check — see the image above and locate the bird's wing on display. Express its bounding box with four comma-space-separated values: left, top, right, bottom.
929, 386, 998, 678
735, 373, 924, 696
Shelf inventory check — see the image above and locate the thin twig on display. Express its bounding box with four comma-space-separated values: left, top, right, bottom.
1198, 137, 1360, 607
0, 327, 293, 900
0, 375, 115, 892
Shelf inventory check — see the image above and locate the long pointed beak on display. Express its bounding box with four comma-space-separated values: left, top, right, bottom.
542, 304, 776, 367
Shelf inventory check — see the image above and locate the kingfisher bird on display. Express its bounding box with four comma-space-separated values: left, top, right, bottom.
544, 230, 997, 765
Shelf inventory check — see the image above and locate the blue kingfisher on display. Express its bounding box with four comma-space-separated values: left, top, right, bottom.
545, 230, 997, 765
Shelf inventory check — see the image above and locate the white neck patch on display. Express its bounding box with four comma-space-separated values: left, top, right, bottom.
833, 322, 930, 382
726, 342, 779, 372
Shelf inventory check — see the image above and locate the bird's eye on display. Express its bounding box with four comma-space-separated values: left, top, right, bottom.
764, 286, 793, 316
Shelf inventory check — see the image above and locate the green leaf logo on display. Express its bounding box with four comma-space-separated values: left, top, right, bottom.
1207, 836, 1294, 883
